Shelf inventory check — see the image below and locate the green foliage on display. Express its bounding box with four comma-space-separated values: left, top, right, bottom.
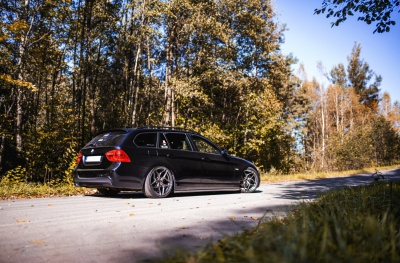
22, 129, 78, 183
157, 182, 400, 262
315, 0, 399, 33
330, 115, 400, 171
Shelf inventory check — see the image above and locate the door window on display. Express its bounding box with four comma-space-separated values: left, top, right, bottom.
192, 136, 220, 154
164, 133, 192, 151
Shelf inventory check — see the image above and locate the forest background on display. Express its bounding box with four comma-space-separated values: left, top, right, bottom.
1, 0, 400, 185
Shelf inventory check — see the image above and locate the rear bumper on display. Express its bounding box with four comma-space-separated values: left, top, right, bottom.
74, 176, 114, 188
74, 169, 115, 188
73, 169, 142, 190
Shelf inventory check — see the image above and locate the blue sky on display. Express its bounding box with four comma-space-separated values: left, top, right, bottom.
274, 1, 400, 103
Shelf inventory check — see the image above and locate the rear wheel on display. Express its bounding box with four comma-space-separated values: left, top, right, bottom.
241, 167, 259, 193
143, 166, 175, 198
97, 188, 120, 196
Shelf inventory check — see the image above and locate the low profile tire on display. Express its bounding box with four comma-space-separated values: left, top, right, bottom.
97, 188, 120, 196
241, 167, 260, 193
143, 166, 175, 198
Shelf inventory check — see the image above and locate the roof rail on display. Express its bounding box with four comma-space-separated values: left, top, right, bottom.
135, 126, 199, 134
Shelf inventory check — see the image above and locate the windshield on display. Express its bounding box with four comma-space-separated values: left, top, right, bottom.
85, 131, 127, 147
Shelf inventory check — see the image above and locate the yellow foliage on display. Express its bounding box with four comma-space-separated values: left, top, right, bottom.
0, 74, 37, 91
7, 20, 28, 33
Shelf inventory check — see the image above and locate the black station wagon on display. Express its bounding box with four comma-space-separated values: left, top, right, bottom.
74, 127, 260, 198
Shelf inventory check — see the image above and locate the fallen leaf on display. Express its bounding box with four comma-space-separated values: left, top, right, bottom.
179, 226, 187, 229
47, 204, 53, 206
16, 220, 30, 223
229, 216, 235, 220
129, 213, 135, 217
251, 216, 259, 220
32, 240, 45, 244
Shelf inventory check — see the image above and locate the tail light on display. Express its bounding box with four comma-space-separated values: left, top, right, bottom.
77, 152, 83, 164
105, 149, 131, 162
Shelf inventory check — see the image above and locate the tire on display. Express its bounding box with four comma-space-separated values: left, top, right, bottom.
97, 188, 120, 196
143, 166, 175, 198
240, 167, 259, 193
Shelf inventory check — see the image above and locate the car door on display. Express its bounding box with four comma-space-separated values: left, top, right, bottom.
156, 132, 203, 186
190, 135, 236, 185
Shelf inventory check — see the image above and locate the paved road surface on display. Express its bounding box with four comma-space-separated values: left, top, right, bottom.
1, 169, 399, 263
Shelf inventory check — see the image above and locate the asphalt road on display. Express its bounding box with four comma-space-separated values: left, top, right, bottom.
1, 169, 399, 263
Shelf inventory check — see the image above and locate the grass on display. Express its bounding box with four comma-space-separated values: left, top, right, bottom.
155, 181, 400, 263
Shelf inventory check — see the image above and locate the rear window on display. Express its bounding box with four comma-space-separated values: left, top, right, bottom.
85, 131, 127, 147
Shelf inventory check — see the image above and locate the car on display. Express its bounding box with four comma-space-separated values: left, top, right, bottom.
73, 127, 260, 198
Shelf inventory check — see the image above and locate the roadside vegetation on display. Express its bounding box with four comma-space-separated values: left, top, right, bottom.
0, 160, 91, 200
0, 180, 90, 200
156, 181, 400, 263
261, 165, 400, 183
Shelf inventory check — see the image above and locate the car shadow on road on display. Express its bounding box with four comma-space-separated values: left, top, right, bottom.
87, 190, 257, 199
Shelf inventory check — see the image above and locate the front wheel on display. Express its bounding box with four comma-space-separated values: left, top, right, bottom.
241, 167, 260, 193
143, 166, 175, 198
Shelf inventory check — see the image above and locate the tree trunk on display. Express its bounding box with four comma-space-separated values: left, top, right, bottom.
0, 134, 5, 173
15, 0, 32, 152
131, 44, 141, 127
164, 42, 173, 126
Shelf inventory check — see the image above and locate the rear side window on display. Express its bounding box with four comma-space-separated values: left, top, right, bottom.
134, 133, 157, 148
85, 132, 127, 147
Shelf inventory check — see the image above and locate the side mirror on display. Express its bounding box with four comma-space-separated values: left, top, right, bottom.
221, 148, 229, 156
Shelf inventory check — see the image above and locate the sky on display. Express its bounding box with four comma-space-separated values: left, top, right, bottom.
274, 1, 400, 103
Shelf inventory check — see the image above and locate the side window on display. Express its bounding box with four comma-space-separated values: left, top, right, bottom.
134, 133, 157, 148
192, 135, 220, 154
164, 133, 192, 151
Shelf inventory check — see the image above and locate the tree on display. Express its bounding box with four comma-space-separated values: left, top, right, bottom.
347, 43, 381, 111
380, 92, 400, 132
315, 0, 400, 33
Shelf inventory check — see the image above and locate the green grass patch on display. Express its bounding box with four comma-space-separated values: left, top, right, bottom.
157, 182, 400, 263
